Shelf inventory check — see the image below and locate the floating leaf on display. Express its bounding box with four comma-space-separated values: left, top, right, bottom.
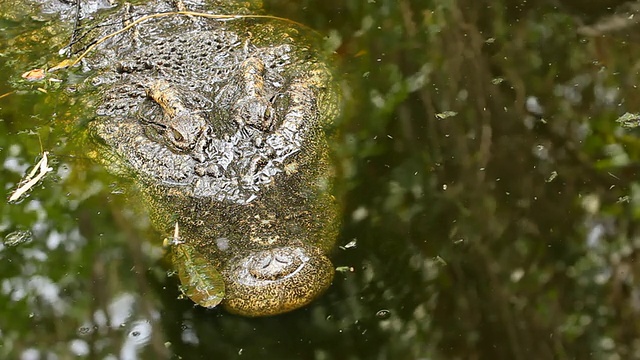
435, 111, 457, 120
171, 241, 225, 308
3, 230, 33, 246
615, 112, 640, 128
21, 68, 46, 81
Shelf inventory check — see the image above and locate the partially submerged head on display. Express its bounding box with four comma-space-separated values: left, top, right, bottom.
77, 0, 341, 316
221, 245, 334, 317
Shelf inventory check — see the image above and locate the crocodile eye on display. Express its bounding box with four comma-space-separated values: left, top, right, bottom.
171, 128, 184, 143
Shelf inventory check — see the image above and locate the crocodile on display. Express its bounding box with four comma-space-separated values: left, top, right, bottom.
50, 0, 341, 316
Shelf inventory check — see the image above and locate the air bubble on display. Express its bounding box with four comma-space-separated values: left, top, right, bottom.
375, 309, 391, 320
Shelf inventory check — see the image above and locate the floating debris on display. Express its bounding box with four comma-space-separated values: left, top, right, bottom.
169, 222, 225, 308
335, 266, 354, 273
21, 68, 46, 81
615, 112, 640, 128
3, 230, 33, 246
435, 111, 457, 120
546, 171, 558, 183
339, 238, 357, 250
375, 309, 391, 319
434, 255, 447, 266
617, 195, 631, 204
8, 151, 53, 203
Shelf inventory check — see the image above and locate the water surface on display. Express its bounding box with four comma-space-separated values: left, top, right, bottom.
2, 0, 640, 359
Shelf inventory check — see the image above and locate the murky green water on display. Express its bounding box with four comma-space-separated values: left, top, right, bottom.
3, 0, 640, 359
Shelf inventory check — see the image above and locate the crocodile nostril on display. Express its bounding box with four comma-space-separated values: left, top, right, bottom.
246, 249, 303, 281
275, 253, 291, 264
258, 253, 272, 269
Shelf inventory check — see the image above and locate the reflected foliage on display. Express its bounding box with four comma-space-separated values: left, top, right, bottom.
270, 0, 640, 358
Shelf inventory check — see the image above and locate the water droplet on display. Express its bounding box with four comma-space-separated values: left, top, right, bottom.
375, 309, 391, 319
77, 325, 93, 336
344, 239, 357, 249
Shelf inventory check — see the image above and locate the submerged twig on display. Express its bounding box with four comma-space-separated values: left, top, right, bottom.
67, 0, 82, 53
8, 151, 53, 202
67, 16, 137, 53
578, 3, 640, 36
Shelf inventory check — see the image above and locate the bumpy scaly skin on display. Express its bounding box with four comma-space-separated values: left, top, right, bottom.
223, 246, 335, 316
81, 0, 340, 316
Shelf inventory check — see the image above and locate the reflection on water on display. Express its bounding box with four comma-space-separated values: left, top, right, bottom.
3, 0, 640, 358
121, 319, 154, 359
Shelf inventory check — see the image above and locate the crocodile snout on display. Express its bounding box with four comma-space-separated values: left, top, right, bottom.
223, 246, 334, 317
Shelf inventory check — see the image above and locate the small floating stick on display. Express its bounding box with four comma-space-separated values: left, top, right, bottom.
8, 151, 53, 203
